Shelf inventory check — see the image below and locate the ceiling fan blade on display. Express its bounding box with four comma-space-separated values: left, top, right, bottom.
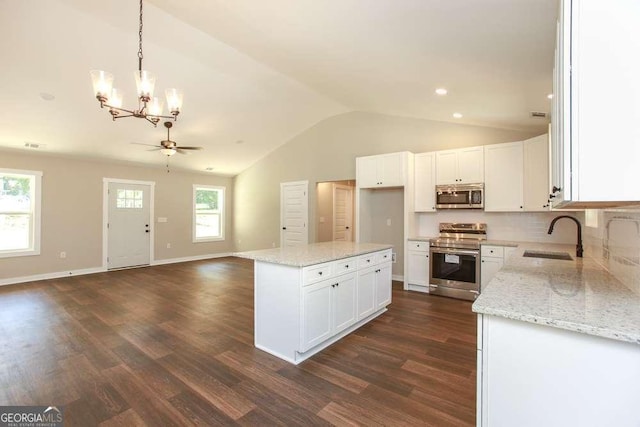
147, 148, 162, 152
177, 146, 203, 150
175, 148, 188, 155
131, 142, 160, 148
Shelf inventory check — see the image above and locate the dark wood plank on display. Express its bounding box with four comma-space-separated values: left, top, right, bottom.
0, 257, 477, 426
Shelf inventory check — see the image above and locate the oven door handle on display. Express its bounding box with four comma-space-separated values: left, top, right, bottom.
430, 247, 479, 257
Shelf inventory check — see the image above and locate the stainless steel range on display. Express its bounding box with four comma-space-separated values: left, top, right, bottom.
429, 223, 487, 301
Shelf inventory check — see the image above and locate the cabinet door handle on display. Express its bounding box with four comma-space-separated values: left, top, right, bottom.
318, 271, 323, 276
282, 227, 287, 230
552, 186, 562, 193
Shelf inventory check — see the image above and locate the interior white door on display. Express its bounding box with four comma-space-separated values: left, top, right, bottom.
107, 182, 151, 269
280, 181, 308, 247
332, 184, 353, 241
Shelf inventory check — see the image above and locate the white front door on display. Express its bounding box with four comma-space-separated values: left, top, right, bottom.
333, 184, 353, 241
280, 181, 308, 247
107, 182, 151, 269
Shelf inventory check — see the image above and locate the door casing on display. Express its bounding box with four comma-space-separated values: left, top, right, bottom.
102, 178, 155, 269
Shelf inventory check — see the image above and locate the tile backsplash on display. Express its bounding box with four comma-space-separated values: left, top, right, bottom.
417, 211, 585, 244
584, 209, 640, 294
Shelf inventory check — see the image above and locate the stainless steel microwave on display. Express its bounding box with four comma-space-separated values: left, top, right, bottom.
435, 183, 484, 209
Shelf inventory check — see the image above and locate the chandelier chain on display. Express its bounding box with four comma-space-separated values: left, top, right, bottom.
137, 0, 144, 68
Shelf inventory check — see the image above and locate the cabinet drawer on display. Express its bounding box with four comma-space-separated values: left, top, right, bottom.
408, 241, 429, 252
358, 253, 377, 268
334, 257, 357, 275
303, 262, 333, 285
481, 245, 504, 258
376, 249, 393, 264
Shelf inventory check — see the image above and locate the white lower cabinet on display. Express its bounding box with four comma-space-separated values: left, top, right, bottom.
375, 263, 392, 309
254, 247, 393, 364
477, 314, 640, 427
301, 272, 357, 352
356, 266, 376, 319
407, 240, 429, 292
481, 245, 515, 289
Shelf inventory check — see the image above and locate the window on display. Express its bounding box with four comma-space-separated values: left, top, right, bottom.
193, 185, 225, 242
116, 189, 144, 209
0, 169, 42, 258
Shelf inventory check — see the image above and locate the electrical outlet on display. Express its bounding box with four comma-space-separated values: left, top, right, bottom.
392, 252, 397, 263
386, 218, 392, 226
59, 251, 66, 259
166, 243, 171, 249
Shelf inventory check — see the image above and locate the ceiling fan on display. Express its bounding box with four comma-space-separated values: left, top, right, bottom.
133, 121, 203, 156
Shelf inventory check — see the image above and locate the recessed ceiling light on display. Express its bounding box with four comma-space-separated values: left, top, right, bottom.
39, 92, 55, 101
547, 93, 554, 99
435, 88, 448, 96
453, 112, 463, 119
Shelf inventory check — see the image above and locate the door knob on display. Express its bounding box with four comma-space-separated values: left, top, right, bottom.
282, 227, 287, 230
346, 226, 350, 229
145, 230, 150, 233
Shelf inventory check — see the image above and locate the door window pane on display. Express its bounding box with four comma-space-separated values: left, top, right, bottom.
117, 189, 143, 209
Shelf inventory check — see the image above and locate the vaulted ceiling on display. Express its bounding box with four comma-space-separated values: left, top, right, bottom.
0, 0, 557, 175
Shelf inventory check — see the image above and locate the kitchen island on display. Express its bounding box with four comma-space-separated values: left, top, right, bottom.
237, 241, 393, 364
473, 242, 640, 427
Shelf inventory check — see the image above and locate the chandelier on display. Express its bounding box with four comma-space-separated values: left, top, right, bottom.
90, 0, 183, 126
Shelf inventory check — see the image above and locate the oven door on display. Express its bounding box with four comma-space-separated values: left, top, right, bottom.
429, 246, 480, 294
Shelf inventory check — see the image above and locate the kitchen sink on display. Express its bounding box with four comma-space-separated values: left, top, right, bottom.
522, 250, 573, 261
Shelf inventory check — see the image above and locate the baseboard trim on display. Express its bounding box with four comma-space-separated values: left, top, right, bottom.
392, 274, 404, 282
0, 267, 106, 287
151, 252, 233, 266
0, 252, 234, 287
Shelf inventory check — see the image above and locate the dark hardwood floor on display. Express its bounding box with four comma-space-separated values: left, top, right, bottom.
0, 257, 477, 426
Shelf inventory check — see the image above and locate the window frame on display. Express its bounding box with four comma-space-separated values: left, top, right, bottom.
0, 168, 43, 258
192, 184, 225, 242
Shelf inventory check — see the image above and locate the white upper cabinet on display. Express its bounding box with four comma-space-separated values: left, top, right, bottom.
484, 142, 524, 211
356, 152, 408, 188
551, 0, 640, 207
414, 152, 436, 212
523, 134, 551, 211
436, 146, 484, 185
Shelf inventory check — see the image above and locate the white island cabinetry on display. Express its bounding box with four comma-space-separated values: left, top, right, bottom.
240, 242, 393, 364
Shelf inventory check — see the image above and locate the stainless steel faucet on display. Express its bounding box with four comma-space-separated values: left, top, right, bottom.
548, 215, 583, 258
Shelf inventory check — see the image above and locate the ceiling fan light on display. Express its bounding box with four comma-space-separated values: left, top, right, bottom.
165, 88, 183, 115
90, 70, 114, 101
147, 97, 164, 116
160, 148, 176, 156
134, 70, 156, 101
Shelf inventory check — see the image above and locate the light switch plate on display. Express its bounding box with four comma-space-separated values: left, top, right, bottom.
157, 217, 168, 223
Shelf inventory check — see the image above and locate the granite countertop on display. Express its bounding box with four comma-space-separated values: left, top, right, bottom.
235, 241, 393, 267
473, 242, 640, 345
408, 236, 434, 242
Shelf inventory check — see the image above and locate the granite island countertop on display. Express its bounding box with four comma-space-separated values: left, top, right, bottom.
472, 242, 640, 345
235, 241, 393, 267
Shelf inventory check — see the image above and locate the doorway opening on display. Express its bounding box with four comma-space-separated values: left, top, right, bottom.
316, 180, 356, 242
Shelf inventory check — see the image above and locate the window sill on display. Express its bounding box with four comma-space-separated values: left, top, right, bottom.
193, 237, 225, 243
0, 248, 40, 259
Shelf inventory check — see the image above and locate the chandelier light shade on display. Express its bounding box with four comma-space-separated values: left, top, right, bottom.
90, 0, 183, 126
160, 148, 176, 156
